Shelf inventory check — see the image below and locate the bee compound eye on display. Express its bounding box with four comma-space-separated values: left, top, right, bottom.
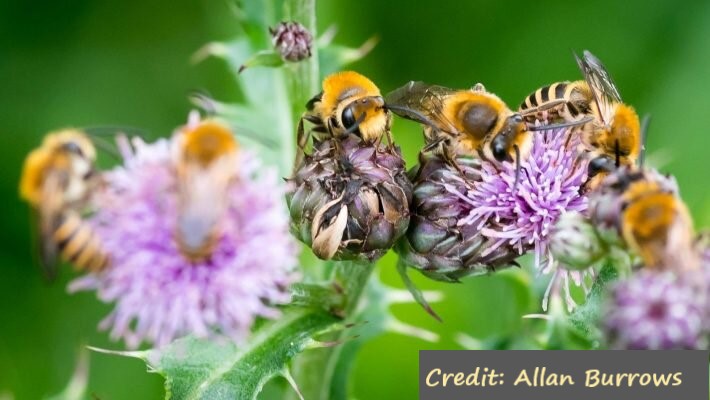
63, 142, 83, 156
492, 139, 509, 162
588, 156, 615, 177
341, 105, 357, 129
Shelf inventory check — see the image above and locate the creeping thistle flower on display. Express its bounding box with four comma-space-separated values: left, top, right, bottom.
69, 117, 298, 348
288, 135, 412, 261
398, 128, 591, 301
605, 270, 707, 349
270, 21, 313, 62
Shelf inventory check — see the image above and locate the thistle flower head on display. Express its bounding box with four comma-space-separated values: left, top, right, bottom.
270, 21, 313, 62
605, 270, 707, 349
288, 135, 412, 261
398, 128, 591, 299
69, 121, 298, 349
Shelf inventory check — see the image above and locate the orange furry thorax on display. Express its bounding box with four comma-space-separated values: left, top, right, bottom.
610, 103, 641, 158
447, 92, 507, 137
182, 121, 238, 166
320, 71, 382, 114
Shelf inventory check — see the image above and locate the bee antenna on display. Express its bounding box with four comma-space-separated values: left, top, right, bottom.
344, 112, 367, 135
639, 114, 651, 167
614, 139, 620, 167
528, 116, 593, 131
512, 144, 521, 192
384, 104, 447, 134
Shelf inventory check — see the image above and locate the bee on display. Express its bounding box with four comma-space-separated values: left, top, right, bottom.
385, 81, 578, 185
601, 168, 698, 271
519, 50, 642, 190
173, 119, 239, 261
19, 130, 108, 279
296, 71, 392, 167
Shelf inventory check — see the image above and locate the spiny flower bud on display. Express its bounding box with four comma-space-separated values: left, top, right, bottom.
270, 21, 313, 62
288, 135, 412, 261
396, 156, 518, 282
549, 212, 605, 270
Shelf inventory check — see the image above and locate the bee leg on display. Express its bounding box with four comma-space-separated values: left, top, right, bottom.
385, 129, 395, 152
512, 144, 521, 192
294, 116, 310, 172
563, 128, 576, 149
442, 148, 469, 182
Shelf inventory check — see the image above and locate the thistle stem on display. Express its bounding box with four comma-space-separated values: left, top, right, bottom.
283, 1, 371, 397
284, 0, 319, 136
289, 260, 376, 400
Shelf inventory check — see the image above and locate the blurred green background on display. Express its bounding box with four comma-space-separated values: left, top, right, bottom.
1, 0, 709, 398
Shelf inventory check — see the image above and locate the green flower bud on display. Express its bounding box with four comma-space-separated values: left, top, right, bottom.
549, 212, 606, 269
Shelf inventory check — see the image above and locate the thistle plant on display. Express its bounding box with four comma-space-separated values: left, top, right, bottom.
19, 0, 710, 397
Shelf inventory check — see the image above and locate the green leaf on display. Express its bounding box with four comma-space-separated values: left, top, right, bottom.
237, 50, 285, 73
396, 258, 442, 322
568, 262, 619, 343
318, 37, 378, 75
93, 308, 338, 400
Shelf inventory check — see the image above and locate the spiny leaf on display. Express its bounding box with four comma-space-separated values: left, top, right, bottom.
318, 36, 378, 75
396, 259, 442, 322
93, 308, 338, 400
238, 50, 285, 73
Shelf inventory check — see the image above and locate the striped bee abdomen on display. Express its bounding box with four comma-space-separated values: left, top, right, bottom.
520, 82, 569, 111
54, 211, 109, 272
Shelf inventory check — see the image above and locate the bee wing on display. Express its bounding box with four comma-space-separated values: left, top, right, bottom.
176, 157, 234, 254
84, 126, 150, 161
385, 81, 459, 134
576, 50, 623, 125
36, 168, 69, 281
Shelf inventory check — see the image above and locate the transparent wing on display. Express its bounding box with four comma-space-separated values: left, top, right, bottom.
576, 50, 623, 125
384, 81, 459, 134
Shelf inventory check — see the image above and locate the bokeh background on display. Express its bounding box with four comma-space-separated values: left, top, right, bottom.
1, 0, 709, 398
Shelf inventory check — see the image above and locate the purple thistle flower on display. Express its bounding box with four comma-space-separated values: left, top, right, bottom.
463, 128, 591, 311
399, 127, 591, 307
69, 126, 298, 349
270, 21, 313, 62
606, 270, 706, 349
456, 128, 588, 266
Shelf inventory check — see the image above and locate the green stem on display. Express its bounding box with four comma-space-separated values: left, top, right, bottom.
283, 0, 319, 138
282, 1, 371, 397
289, 261, 376, 400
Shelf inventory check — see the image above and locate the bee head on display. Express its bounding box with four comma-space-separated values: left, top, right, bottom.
490, 114, 527, 163
340, 96, 389, 141
50, 130, 97, 163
